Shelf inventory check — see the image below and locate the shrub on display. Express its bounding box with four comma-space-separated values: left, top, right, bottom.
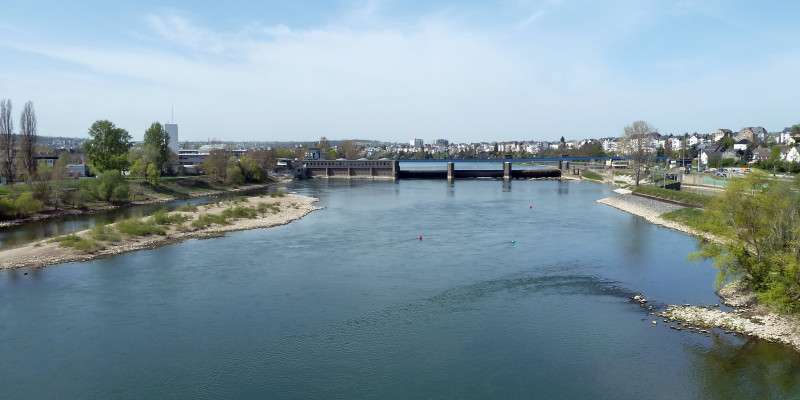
56, 234, 98, 252
150, 208, 189, 225
0, 197, 16, 218
178, 200, 197, 212
221, 205, 257, 219
14, 192, 42, 216
190, 213, 230, 229
270, 190, 285, 198
117, 218, 166, 236
90, 223, 121, 242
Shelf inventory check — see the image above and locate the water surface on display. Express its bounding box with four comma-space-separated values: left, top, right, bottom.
1, 179, 798, 399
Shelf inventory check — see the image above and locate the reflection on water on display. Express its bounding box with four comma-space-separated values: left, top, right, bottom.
689, 334, 800, 399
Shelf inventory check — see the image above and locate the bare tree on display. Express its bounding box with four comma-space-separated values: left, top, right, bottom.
0, 99, 13, 182
19, 101, 37, 186
203, 149, 229, 183
51, 154, 69, 209
338, 140, 360, 159
620, 120, 655, 186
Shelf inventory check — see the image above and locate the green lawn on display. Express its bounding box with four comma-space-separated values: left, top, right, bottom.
661, 208, 706, 231
582, 171, 603, 181
633, 185, 711, 208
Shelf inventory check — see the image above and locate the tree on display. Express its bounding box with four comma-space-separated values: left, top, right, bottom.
770, 145, 782, 161
94, 170, 129, 202
129, 158, 147, 196
237, 155, 264, 182
146, 162, 161, 185
19, 101, 37, 187
0, 99, 13, 182
51, 154, 69, 209
33, 163, 52, 206
721, 136, 735, 150
143, 122, 170, 171
246, 149, 276, 172
202, 149, 229, 183
317, 136, 332, 159
690, 171, 800, 312
83, 120, 133, 172
338, 140, 360, 159
619, 120, 655, 186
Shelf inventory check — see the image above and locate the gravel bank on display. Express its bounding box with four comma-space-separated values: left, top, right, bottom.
0, 194, 321, 270
597, 193, 712, 240
656, 281, 800, 351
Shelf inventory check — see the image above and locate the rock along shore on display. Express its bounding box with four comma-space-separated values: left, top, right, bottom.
598, 191, 800, 352
0, 193, 322, 270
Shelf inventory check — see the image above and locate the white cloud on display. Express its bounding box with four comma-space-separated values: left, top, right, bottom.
1, 2, 799, 142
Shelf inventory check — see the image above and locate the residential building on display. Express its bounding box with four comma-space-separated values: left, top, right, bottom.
781, 146, 800, 163
713, 129, 732, 142
733, 139, 751, 151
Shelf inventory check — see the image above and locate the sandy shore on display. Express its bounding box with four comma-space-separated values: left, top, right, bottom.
0, 193, 321, 270
599, 192, 800, 351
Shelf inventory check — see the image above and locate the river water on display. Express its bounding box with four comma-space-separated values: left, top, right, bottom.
2, 178, 800, 399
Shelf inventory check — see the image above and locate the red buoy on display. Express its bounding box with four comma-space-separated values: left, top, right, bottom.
419, 235, 422, 241
530, 205, 532, 209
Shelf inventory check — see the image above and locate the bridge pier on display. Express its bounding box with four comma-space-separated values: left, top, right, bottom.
447, 162, 455, 183
503, 162, 511, 180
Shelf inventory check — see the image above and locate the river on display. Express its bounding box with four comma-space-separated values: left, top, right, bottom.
1, 178, 799, 399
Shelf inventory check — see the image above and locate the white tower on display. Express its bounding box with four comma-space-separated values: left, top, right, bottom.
165, 123, 179, 155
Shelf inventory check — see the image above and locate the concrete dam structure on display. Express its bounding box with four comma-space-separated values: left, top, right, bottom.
301, 160, 561, 180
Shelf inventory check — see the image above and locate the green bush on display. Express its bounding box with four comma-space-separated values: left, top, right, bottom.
149, 208, 189, 225
270, 190, 285, 198
14, 192, 43, 216
190, 213, 229, 229
56, 234, 98, 251
117, 218, 166, 236
221, 205, 257, 219
0, 197, 16, 218
95, 171, 130, 202
90, 223, 121, 242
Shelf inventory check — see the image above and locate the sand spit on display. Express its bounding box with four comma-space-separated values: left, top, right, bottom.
0, 194, 321, 270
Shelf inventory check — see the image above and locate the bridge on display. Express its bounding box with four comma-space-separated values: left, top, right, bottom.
296, 157, 667, 181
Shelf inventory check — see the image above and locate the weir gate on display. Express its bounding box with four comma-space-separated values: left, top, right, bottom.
300, 160, 561, 180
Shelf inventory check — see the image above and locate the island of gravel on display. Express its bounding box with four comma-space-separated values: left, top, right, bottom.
0, 193, 322, 270
598, 189, 800, 352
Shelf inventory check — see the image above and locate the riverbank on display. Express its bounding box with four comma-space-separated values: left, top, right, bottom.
596, 193, 714, 241
598, 191, 800, 352
0, 180, 284, 229
0, 193, 321, 270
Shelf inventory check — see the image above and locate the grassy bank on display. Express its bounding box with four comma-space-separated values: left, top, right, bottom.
582, 171, 603, 181
632, 185, 711, 208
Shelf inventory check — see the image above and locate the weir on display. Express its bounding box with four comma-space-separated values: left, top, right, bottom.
301, 160, 561, 180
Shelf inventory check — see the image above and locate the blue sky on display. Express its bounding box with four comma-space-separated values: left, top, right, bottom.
1, 0, 799, 144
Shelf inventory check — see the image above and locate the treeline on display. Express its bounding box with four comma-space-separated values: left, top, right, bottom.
691, 171, 800, 312
0, 116, 278, 220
